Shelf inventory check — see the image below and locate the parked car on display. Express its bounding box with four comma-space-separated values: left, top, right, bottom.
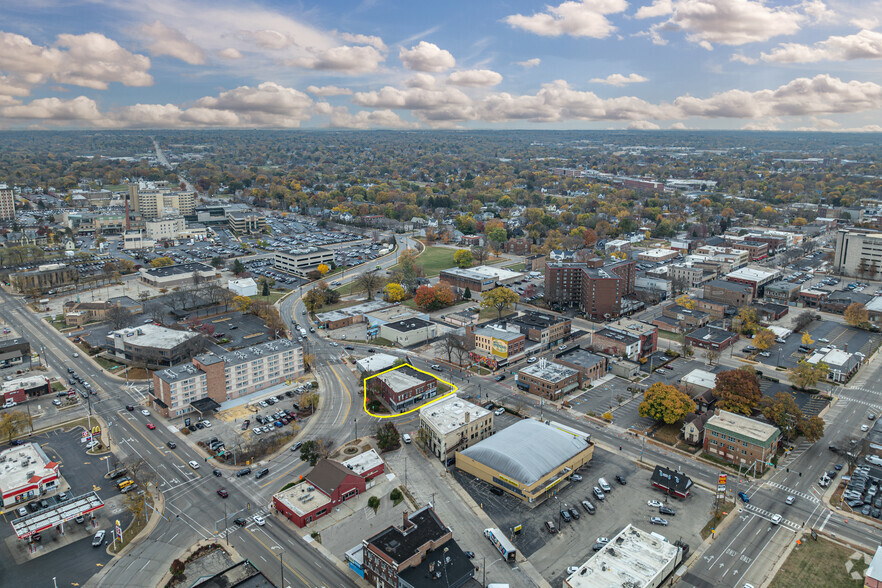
92, 530, 106, 547
593, 487, 605, 501
785, 496, 795, 505
647, 500, 663, 508
545, 520, 557, 534
659, 505, 676, 516
615, 475, 627, 485
649, 517, 669, 526
494, 407, 505, 416
581, 499, 596, 514
560, 509, 571, 523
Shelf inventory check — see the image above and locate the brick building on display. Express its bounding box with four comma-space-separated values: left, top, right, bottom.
703, 409, 781, 473
724, 267, 781, 297
8, 264, 79, 295
368, 365, 438, 413
419, 395, 494, 464
507, 311, 571, 349
469, 326, 526, 367
438, 265, 523, 293
273, 452, 384, 528
602, 319, 658, 358
516, 360, 580, 400
703, 279, 753, 307
554, 347, 609, 385
764, 281, 801, 304
726, 239, 769, 261
504, 236, 532, 255
685, 325, 739, 351
545, 260, 636, 320
363, 506, 473, 588
592, 328, 641, 360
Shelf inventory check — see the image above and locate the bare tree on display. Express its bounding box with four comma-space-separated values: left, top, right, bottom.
471, 245, 489, 266
705, 349, 720, 366
106, 305, 133, 330
145, 302, 166, 325
354, 268, 383, 300
439, 333, 459, 363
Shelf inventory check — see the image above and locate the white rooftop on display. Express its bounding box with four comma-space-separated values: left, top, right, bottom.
108, 324, 199, 349
375, 369, 428, 393
639, 248, 676, 258
567, 524, 680, 588
356, 353, 400, 373
680, 369, 717, 391
228, 277, 257, 289
273, 481, 331, 517
1, 375, 48, 394
442, 265, 524, 282
520, 361, 579, 383
0, 443, 56, 494
725, 266, 780, 282
807, 348, 857, 368
420, 395, 491, 436
341, 449, 384, 477
706, 410, 780, 443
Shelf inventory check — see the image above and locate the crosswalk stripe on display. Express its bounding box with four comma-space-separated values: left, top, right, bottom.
744, 504, 801, 531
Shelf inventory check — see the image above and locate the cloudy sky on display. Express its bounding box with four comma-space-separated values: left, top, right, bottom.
1, 0, 882, 131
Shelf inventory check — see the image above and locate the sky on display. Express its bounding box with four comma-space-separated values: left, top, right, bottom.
1, 0, 882, 131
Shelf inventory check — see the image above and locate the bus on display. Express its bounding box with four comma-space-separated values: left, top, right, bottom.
483, 528, 517, 562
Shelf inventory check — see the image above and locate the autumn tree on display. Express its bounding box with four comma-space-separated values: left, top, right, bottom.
149, 256, 174, 268
233, 295, 252, 313
317, 263, 329, 276
734, 306, 758, 335
0, 411, 30, 444
675, 294, 695, 310
638, 382, 696, 425
303, 288, 325, 313
844, 302, 869, 327
384, 282, 407, 302
354, 268, 384, 300
714, 367, 762, 415
480, 287, 519, 320
793, 310, 815, 332
705, 349, 720, 366
801, 332, 814, 346
759, 392, 802, 440
106, 305, 133, 330
391, 249, 424, 292
753, 328, 776, 351
582, 227, 598, 248
413, 284, 455, 311
798, 415, 825, 442
791, 360, 829, 390
453, 249, 473, 268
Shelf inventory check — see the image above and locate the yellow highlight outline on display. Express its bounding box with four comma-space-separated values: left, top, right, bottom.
363, 363, 458, 419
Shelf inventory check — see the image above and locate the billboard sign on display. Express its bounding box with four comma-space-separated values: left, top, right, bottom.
491, 338, 509, 358
716, 473, 727, 501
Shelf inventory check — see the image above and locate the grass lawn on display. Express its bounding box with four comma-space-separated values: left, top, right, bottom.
700, 500, 735, 539
479, 307, 517, 321
253, 289, 288, 304
658, 329, 685, 343
770, 537, 867, 588
392, 246, 457, 277
315, 298, 363, 313
502, 262, 526, 271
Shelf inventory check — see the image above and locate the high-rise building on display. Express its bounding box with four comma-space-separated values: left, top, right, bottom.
128, 181, 195, 218
0, 184, 15, 220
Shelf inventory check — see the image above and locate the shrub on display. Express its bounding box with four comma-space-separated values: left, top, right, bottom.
601, 411, 613, 422
368, 496, 380, 512
180, 427, 190, 436
170, 559, 185, 576
390, 488, 402, 501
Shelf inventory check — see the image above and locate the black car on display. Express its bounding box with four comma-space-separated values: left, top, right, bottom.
234, 518, 247, 526
463, 551, 475, 559
495, 375, 506, 381
212, 469, 223, 477
236, 467, 252, 477
344, 346, 354, 350
560, 509, 571, 523
569, 507, 580, 520
489, 486, 504, 496
615, 475, 627, 485
592, 542, 605, 551
166, 441, 176, 449
659, 505, 676, 516
188, 424, 197, 431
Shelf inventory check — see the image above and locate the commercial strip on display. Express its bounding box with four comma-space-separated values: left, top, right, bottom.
0, 443, 60, 507
138, 262, 217, 289
456, 419, 594, 503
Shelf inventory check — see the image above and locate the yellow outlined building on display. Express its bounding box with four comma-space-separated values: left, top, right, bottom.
363, 363, 457, 418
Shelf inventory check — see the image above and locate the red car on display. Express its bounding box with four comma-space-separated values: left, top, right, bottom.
146, 423, 155, 430
217, 489, 228, 498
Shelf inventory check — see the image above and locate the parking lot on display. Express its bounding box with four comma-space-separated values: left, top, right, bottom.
453, 446, 713, 584
748, 322, 879, 370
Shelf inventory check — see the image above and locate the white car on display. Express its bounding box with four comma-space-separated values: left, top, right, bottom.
770, 514, 782, 525
494, 408, 505, 416
647, 500, 663, 508
862, 424, 870, 432
201, 420, 211, 428
253, 515, 265, 526
330, 342, 339, 347
558, 345, 567, 351
253, 427, 262, 435
527, 357, 537, 363
258, 401, 268, 408
785, 496, 795, 505
188, 460, 200, 469
141, 409, 150, 416
566, 566, 579, 575
569, 474, 582, 482
596, 537, 610, 545
52, 399, 61, 406
86, 440, 99, 449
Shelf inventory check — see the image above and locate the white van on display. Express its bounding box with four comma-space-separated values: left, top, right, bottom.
598, 478, 611, 493
402, 434, 412, 444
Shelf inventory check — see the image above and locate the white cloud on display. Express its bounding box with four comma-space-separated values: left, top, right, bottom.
399, 41, 456, 72
217, 48, 242, 60
516, 58, 541, 68
140, 21, 205, 65
192, 81, 313, 126
628, 120, 660, 129
851, 16, 879, 29
742, 118, 781, 130
635, 0, 673, 19
669, 122, 689, 129
316, 104, 415, 129
0, 31, 152, 90
405, 73, 437, 89
1, 96, 101, 121
590, 73, 648, 86
447, 69, 503, 87
650, 0, 820, 48
240, 29, 293, 49
338, 32, 387, 52
730, 53, 758, 64
291, 45, 385, 73
762, 29, 882, 62
306, 85, 353, 96
504, 0, 628, 38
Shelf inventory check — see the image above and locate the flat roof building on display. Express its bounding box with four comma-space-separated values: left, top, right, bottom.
554, 347, 609, 385
369, 365, 438, 413
273, 247, 335, 278
420, 395, 494, 464
516, 360, 581, 400
439, 265, 524, 293
456, 419, 594, 503
379, 317, 438, 348
564, 524, 683, 588
704, 409, 781, 473
315, 299, 396, 330
139, 262, 217, 289
107, 324, 203, 368
0, 442, 60, 507
356, 353, 400, 374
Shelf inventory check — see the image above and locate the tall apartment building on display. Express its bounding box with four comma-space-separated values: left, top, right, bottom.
129, 181, 195, 218
545, 260, 636, 320
833, 229, 882, 277
152, 339, 304, 418
0, 184, 15, 220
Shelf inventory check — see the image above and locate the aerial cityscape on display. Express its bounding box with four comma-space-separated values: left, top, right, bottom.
2, 2, 882, 588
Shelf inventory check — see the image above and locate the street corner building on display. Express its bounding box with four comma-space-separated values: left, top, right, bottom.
361, 505, 474, 588
455, 419, 594, 503
0, 442, 60, 507
272, 450, 385, 528
703, 409, 781, 473
368, 365, 439, 413
419, 394, 494, 464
